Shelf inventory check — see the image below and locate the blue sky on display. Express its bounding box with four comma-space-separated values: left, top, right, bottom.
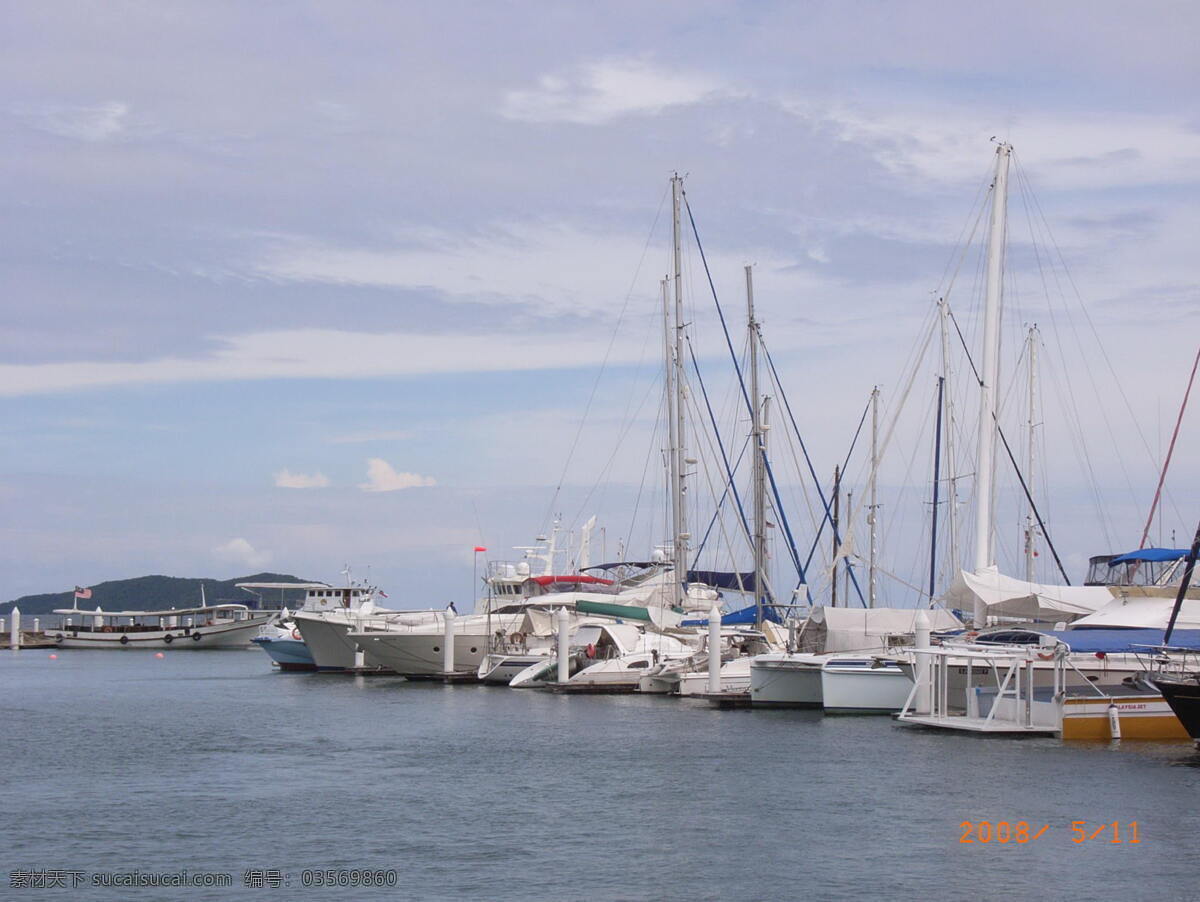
3, 1, 1198, 605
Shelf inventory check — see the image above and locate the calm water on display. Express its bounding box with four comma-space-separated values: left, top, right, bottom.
3, 649, 1199, 901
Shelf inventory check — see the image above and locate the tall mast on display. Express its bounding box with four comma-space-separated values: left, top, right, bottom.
971, 142, 1012, 628
937, 299, 959, 576
868, 386, 879, 608
662, 276, 680, 606
1023, 324, 1040, 583
930, 376, 945, 601
670, 175, 689, 607
747, 264, 766, 626
831, 465, 841, 607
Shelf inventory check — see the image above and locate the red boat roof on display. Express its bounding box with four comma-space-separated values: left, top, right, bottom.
529, 574, 614, 586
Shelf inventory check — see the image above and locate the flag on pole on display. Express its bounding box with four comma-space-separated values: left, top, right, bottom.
474, 546, 487, 552
74, 586, 92, 600
378, 590, 389, 598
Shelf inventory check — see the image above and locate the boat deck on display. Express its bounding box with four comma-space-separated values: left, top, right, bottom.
896, 713, 1056, 735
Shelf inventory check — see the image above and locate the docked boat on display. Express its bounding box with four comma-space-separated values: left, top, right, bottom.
1152, 674, 1200, 743
748, 605, 962, 709
239, 581, 385, 672
48, 603, 272, 649
508, 620, 698, 692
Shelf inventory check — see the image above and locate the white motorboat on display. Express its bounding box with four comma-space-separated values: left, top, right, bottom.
48, 603, 272, 649
509, 621, 699, 692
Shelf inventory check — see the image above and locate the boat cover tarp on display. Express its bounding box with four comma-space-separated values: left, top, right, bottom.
798, 605, 963, 654
1107, 548, 1189, 566
573, 600, 653, 622
1054, 628, 1200, 652
680, 602, 782, 627
686, 570, 757, 592
944, 566, 1114, 621
1069, 594, 1200, 630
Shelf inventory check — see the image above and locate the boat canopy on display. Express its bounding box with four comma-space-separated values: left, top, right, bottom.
236, 582, 332, 590
528, 575, 613, 586
945, 566, 1114, 622
1069, 593, 1200, 630
797, 605, 962, 654
1108, 548, 1189, 565
981, 627, 1200, 653
686, 570, 757, 592
680, 602, 781, 626
51, 603, 253, 617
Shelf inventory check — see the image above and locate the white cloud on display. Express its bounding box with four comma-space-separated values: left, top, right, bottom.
327, 430, 412, 444
781, 99, 1200, 190
213, 537, 272, 569
359, 458, 435, 492
23, 100, 130, 142
273, 468, 330, 489
500, 58, 732, 124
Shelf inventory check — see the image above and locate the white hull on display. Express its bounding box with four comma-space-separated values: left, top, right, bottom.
293, 613, 393, 671
477, 652, 548, 684
820, 658, 913, 713
676, 657, 754, 696
50, 615, 271, 649
749, 654, 825, 707
351, 619, 523, 677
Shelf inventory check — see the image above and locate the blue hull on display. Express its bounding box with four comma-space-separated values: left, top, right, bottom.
251, 636, 317, 671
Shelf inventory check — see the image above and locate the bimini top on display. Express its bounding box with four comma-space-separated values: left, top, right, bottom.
1108, 548, 1190, 566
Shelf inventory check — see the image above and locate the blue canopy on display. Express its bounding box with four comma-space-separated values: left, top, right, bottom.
687, 570, 756, 592
1108, 548, 1189, 566
981, 628, 1200, 653
681, 602, 782, 627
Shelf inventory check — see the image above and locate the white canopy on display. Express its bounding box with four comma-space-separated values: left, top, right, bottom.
1069, 592, 1200, 630
798, 605, 962, 654
944, 566, 1114, 622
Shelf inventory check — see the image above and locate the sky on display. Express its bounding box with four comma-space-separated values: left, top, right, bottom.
3, 1, 1198, 608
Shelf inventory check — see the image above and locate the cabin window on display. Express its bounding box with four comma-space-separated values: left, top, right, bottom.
627, 660, 649, 669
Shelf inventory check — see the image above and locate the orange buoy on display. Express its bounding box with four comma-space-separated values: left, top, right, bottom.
154, 652, 165, 659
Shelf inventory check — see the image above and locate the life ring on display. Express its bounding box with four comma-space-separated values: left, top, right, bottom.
292, 628, 302, 641
119, 635, 129, 645
101, 625, 113, 633
1036, 651, 1054, 661
192, 632, 202, 642
163, 634, 174, 644
585, 643, 596, 659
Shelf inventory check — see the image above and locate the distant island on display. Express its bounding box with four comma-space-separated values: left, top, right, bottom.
0, 573, 318, 616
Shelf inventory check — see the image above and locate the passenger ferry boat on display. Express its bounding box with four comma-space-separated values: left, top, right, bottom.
49, 603, 272, 649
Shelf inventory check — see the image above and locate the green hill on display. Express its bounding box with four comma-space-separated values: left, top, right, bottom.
1, 573, 318, 616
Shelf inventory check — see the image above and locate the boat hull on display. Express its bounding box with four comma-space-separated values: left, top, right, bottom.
292, 614, 393, 671
49, 615, 270, 649
749, 654, 824, 707
251, 636, 316, 671
821, 658, 913, 714
1153, 677, 1200, 741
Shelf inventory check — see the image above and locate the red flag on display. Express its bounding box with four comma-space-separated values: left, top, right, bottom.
474, 546, 487, 552
74, 586, 92, 600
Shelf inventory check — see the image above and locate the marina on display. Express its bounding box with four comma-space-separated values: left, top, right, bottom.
4, 3, 1198, 898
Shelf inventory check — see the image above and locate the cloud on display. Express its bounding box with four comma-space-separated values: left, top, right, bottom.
500, 58, 732, 124
20, 100, 131, 142
780, 99, 1200, 190
359, 458, 435, 492
273, 469, 330, 489
327, 430, 412, 444
213, 537, 272, 568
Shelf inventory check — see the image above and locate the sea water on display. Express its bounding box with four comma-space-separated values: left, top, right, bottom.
3, 649, 1198, 901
